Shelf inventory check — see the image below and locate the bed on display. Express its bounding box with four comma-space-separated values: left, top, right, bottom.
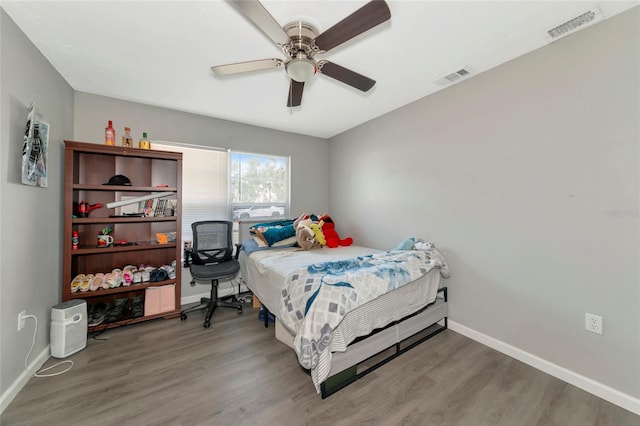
238, 231, 450, 398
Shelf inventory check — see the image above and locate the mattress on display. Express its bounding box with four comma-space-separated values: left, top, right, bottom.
239, 245, 444, 391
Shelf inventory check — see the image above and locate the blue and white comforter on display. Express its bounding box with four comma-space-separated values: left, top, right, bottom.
279, 250, 436, 370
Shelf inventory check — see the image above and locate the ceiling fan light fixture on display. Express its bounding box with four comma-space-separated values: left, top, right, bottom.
286, 54, 316, 83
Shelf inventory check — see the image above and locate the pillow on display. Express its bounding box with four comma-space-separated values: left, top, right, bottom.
250, 219, 294, 235
242, 235, 297, 256
272, 235, 297, 247
254, 223, 296, 246
253, 235, 295, 248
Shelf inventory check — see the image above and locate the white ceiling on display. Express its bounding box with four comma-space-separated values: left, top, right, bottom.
3, 1, 637, 138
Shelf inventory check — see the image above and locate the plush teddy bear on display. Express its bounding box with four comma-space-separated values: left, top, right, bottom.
294, 213, 319, 251
318, 214, 353, 248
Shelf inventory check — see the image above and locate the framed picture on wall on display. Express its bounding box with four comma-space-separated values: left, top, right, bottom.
21, 103, 49, 187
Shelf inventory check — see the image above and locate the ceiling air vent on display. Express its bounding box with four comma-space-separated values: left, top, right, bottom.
547, 9, 602, 41
435, 67, 472, 87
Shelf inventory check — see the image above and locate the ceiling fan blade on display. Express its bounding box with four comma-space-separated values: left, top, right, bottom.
319, 61, 376, 92
286, 80, 304, 107
229, 0, 290, 46
211, 58, 283, 75
313, 0, 391, 52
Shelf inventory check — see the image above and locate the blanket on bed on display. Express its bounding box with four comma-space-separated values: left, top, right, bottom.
279, 250, 436, 370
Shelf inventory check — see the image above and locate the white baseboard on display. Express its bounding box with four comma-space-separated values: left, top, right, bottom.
181, 292, 209, 305
181, 283, 249, 306
448, 321, 640, 415
0, 345, 50, 414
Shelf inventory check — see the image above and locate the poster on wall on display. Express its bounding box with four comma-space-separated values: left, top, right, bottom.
21, 102, 49, 187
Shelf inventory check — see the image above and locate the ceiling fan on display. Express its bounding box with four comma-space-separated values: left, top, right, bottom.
211, 0, 391, 107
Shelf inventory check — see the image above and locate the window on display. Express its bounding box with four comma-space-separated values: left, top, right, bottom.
153, 142, 228, 246
152, 144, 290, 247
230, 151, 290, 241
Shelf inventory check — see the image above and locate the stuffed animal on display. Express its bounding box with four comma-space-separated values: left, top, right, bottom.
319, 214, 353, 248
309, 220, 326, 246
294, 213, 319, 251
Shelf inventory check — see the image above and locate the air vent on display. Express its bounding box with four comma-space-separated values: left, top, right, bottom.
435, 67, 473, 87
547, 9, 602, 41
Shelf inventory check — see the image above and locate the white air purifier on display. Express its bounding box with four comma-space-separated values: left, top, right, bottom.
50, 299, 87, 358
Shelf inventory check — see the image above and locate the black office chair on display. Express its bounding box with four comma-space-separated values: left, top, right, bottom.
180, 221, 243, 328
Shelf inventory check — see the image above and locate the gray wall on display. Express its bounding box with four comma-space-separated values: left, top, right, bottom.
328, 8, 639, 399
73, 93, 329, 300
1, 8, 74, 402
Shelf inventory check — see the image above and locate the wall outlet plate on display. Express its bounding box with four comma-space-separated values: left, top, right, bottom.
585, 313, 603, 335
18, 311, 26, 331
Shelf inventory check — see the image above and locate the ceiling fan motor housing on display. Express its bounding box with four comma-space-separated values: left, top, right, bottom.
283, 22, 319, 82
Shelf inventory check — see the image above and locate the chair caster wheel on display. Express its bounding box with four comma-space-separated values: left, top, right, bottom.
237, 308, 243, 315
180, 313, 187, 320
204, 321, 211, 328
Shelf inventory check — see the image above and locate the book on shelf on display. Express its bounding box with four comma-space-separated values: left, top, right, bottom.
116, 196, 177, 217
142, 198, 177, 217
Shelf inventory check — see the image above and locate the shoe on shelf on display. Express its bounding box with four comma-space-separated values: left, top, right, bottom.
122, 270, 133, 286
106, 298, 129, 322
80, 274, 93, 293
90, 273, 105, 291
150, 268, 168, 282
70, 274, 85, 293
123, 265, 137, 274
88, 302, 109, 327
142, 267, 154, 282
131, 295, 144, 318
160, 264, 176, 280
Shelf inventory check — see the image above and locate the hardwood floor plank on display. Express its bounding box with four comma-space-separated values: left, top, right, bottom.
2, 304, 638, 426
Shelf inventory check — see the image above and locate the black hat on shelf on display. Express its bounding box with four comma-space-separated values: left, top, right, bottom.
103, 174, 132, 186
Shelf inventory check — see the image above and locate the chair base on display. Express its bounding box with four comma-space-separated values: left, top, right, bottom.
181, 280, 243, 328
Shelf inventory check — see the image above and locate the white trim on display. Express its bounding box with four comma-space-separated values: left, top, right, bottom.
152, 140, 227, 153
0, 345, 50, 414
180, 284, 249, 306
448, 321, 640, 415
181, 292, 210, 306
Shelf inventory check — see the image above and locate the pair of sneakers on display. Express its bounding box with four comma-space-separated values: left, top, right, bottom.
109, 295, 145, 321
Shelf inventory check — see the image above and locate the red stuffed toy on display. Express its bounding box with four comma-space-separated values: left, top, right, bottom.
319, 214, 353, 248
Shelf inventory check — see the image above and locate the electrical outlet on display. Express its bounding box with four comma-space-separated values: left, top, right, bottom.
585, 313, 603, 335
17, 311, 26, 331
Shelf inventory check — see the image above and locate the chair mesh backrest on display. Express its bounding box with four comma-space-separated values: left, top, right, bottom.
191, 221, 233, 265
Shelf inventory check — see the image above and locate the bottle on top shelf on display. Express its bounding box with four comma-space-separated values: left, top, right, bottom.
122, 127, 133, 147
139, 132, 151, 149
105, 120, 115, 145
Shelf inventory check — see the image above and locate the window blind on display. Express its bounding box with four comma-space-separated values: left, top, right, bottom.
153, 142, 229, 245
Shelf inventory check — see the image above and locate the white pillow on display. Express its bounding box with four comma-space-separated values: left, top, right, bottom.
272, 236, 297, 247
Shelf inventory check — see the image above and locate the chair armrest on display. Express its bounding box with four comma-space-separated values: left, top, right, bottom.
234, 243, 242, 260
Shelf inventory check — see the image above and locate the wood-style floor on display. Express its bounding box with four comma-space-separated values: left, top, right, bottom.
2, 302, 638, 426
